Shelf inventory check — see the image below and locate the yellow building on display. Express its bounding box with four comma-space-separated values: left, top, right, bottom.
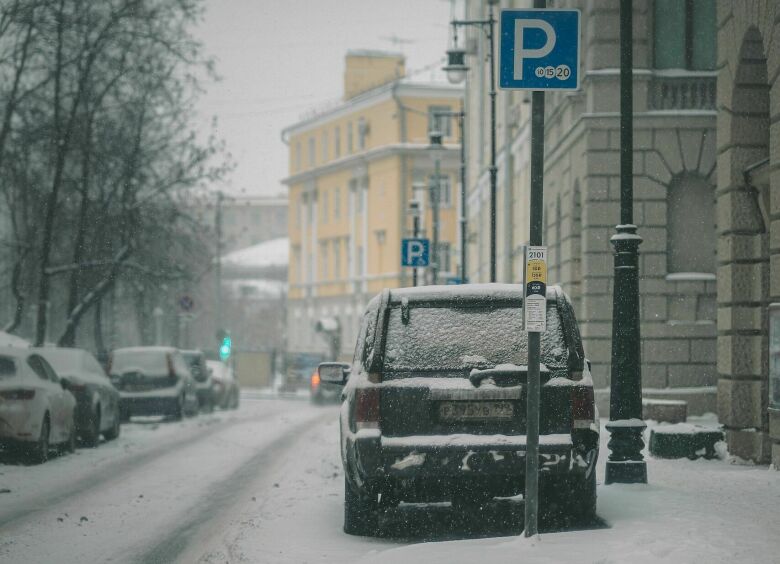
282, 50, 463, 358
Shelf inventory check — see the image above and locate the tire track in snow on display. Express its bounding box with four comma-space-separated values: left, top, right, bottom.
0, 404, 292, 530
136, 410, 334, 564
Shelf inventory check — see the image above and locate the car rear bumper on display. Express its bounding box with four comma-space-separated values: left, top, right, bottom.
346, 430, 597, 499
120, 395, 179, 416
0, 405, 38, 441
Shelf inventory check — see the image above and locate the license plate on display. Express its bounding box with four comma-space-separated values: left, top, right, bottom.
438, 401, 514, 421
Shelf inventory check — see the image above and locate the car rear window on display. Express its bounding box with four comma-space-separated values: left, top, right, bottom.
0, 356, 16, 378
111, 350, 168, 376
382, 304, 568, 373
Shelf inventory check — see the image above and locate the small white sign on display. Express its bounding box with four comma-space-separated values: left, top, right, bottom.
524, 246, 548, 333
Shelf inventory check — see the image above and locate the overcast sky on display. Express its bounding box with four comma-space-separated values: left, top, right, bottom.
194, 0, 455, 198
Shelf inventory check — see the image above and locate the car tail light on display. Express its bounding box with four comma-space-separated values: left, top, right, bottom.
0, 389, 35, 400
311, 372, 320, 389
67, 381, 87, 392
354, 388, 380, 430
571, 385, 595, 429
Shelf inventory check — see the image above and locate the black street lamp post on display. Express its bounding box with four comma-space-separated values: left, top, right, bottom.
428, 131, 444, 285
605, 0, 647, 485
444, 0, 499, 282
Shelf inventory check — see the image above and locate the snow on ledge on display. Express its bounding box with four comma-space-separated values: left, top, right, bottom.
665, 272, 716, 282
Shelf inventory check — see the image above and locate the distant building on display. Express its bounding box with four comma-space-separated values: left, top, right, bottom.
282, 50, 463, 359
194, 194, 288, 254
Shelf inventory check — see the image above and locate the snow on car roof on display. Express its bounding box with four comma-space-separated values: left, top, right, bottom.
388, 283, 562, 305
111, 346, 178, 354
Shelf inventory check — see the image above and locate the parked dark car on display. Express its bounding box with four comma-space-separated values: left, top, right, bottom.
310, 367, 342, 404
181, 349, 215, 412
109, 347, 199, 420
320, 284, 598, 536
39, 347, 121, 447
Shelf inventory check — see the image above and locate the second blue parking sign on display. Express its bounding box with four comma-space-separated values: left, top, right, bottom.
499, 9, 580, 91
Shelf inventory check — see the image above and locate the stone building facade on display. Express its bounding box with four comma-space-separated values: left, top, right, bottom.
715, 1, 780, 465
462, 0, 718, 414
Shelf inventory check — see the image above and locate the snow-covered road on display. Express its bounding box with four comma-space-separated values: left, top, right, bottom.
1, 397, 778, 564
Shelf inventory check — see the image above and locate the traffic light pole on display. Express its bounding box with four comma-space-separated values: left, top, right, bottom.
215, 191, 224, 337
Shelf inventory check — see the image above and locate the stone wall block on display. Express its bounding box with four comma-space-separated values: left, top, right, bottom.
772, 443, 780, 470
769, 409, 780, 441
582, 275, 611, 295
644, 339, 690, 364
718, 334, 764, 376
586, 151, 619, 177
642, 201, 667, 227
653, 131, 684, 174
644, 152, 673, 185
690, 338, 717, 363
724, 428, 772, 464
640, 227, 667, 253
771, 254, 780, 299
634, 177, 667, 200
770, 219, 780, 252
582, 295, 613, 322
642, 253, 667, 277
668, 363, 718, 387
580, 321, 612, 339
699, 129, 717, 177
718, 305, 764, 332
584, 176, 610, 202
718, 379, 767, 429
642, 295, 668, 321
669, 295, 698, 322
679, 130, 704, 172
642, 364, 668, 388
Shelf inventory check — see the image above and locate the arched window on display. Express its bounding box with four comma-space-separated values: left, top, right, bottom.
667, 174, 715, 273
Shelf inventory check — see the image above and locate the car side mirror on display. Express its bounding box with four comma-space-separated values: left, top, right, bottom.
318, 362, 350, 385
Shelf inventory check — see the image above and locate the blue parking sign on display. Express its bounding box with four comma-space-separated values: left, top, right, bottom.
499, 9, 580, 91
401, 238, 429, 267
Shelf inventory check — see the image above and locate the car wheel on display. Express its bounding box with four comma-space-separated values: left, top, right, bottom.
343, 477, 378, 536
81, 405, 101, 448
230, 389, 240, 410
103, 411, 121, 441
63, 421, 77, 454
539, 471, 597, 527
26, 416, 50, 465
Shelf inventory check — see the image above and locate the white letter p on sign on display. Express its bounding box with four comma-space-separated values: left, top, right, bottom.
514, 19, 556, 80
408, 241, 424, 263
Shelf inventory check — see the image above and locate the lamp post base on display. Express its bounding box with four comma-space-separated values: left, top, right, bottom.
605, 420, 648, 484
605, 459, 647, 484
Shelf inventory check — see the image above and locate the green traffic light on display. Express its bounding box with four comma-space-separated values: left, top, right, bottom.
219, 335, 232, 361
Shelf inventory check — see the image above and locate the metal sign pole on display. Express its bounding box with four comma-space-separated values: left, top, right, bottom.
525, 86, 545, 538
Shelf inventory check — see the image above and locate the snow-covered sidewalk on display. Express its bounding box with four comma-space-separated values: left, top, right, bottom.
358, 418, 780, 564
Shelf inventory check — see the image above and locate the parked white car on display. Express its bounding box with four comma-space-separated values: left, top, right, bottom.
0, 347, 76, 463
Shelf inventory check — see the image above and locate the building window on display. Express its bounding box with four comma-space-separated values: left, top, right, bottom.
356, 245, 364, 276
321, 190, 328, 224
308, 137, 315, 167
334, 187, 341, 219
347, 122, 353, 154
357, 117, 368, 150
437, 242, 451, 273
334, 126, 341, 158
667, 174, 715, 273
428, 105, 452, 136
321, 242, 329, 280
430, 174, 451, 207
321, 131, 328, 162
333, 239, 341, 279
654, 0, 716, 70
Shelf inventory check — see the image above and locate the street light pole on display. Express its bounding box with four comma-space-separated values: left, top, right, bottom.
434, 109, 468, 283
446, 0, 498, 282
430, 137, 442, 286
215, 191, 224, 336
605, 0, 647, 485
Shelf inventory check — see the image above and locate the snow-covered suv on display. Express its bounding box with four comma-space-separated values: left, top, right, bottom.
319, 284, 599, 536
